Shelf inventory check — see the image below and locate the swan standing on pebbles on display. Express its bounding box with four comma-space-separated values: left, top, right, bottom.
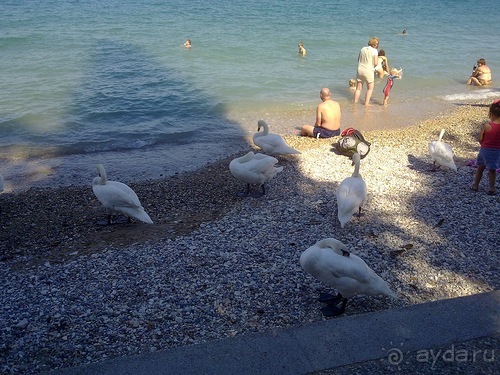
428, 129, 457, 171
300, 238, 397, 316
336, 153, 367, 228
253, 120, 300, 155
229, 151, 283, 196
92, 164, 153, 225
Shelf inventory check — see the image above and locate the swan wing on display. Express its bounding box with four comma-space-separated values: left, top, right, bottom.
336, 177, 367, 228
301, 242, 394, 298
92, 184, 138, 209
434, 142, 456, 168
107, 181, 142, 207
116, 206, 153, 224
230, 153, 282, 184
254, 134, 300, 155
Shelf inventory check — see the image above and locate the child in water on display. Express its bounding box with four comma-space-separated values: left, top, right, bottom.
298, 41, 306, 56
472, 100, 500, 195
382, 68, 403, 106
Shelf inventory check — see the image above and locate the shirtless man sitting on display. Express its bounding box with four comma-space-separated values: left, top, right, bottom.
467, 58, 492, 86
301, 88, 341, 138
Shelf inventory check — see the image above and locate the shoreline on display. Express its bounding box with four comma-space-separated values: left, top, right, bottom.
1, 101, 499, 373
0, 96, 478, 194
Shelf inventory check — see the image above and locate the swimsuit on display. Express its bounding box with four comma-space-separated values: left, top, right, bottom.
313, 127, 340, 139
383, 75, 398, 97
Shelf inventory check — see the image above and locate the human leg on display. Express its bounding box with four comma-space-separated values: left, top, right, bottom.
301, 124, 314, 137
364, 81, 374, 106
472, 165, 486, 191
383, 95, 389, 106
467, 77, 481, 86
353, 81, 362, 103
487, 169, 496, 194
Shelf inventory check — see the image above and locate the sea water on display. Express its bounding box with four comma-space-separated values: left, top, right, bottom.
1, 0, 499, 191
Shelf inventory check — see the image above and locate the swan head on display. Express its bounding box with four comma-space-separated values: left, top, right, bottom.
317, 238, 349, 254
257, 120, 269, 133
94, 164, 107, 185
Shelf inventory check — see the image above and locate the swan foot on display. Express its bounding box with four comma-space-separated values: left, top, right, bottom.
236, 183, 252, 197
97, 214, 129, 226
320, 297, 348, 317
318, 292, 343, 304
116, 215, 130, 224
236, 184, 266, 197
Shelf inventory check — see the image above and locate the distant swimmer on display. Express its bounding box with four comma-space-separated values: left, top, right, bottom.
298, 41, 306, 56
183, 39, 192, 48
402, 29, 407, 35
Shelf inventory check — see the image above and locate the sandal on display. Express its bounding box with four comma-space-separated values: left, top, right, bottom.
487, 191, 496, 196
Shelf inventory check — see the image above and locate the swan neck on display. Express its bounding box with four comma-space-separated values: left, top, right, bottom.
438, 129, 445, 142
97, 165, 108, 184
259, 121, 269, 135
352, 158, 361, 177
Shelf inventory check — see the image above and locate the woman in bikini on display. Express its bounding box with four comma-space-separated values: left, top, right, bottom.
374, 50, 390, 78
467, 58, 492, 86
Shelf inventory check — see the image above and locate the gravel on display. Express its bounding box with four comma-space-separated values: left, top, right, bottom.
0, 102, 498, 374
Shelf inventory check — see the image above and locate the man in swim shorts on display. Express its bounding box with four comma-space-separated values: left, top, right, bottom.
467, 58, 492, 86
301, 87, 341, 138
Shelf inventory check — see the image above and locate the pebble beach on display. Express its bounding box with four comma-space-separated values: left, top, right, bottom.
0, 102, 499, 374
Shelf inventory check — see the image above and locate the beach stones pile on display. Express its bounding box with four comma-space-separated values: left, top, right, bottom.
0, 103, 498, 373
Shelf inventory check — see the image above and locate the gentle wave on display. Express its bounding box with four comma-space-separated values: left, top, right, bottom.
441, 89, 500, 102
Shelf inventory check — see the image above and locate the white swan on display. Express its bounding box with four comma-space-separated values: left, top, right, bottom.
428, 129, 457, 171
92, 164, 153, 224
253, 120, 300, 155
300, 238, 397, 316
336, 153, 367, 228
229, 151, 283, 195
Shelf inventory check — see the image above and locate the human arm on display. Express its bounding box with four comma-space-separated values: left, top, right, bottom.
315, 104, 322, 127
478, 123, 491, 143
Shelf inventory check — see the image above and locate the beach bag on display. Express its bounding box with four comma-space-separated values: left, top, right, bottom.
335, 128, 371, 159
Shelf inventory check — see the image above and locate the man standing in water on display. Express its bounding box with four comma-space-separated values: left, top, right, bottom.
301, 87, 341, 138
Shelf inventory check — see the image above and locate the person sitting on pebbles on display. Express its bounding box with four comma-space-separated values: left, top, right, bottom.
466, 58, 491, 86
301, 87, 341, 139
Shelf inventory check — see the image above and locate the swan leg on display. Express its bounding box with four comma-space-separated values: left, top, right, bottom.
321, 297, 348, 317
249, 184, 266, 197
318, 292, 343, 304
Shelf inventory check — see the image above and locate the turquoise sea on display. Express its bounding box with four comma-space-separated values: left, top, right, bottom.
1, 0, 499, 190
